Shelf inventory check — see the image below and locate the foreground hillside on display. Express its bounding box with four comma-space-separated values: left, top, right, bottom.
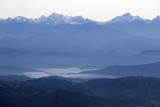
1, 76, 160, 106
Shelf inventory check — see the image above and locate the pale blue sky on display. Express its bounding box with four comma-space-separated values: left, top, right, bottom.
0, 0, 160, 21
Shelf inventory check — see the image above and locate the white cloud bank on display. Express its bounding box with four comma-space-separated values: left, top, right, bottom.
20, 68, 109, 79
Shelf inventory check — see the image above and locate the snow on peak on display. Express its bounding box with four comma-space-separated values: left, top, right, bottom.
47, 13, 68, 24
33, 13, 94, 25
34, 15, 47, 23
107, 13, 144, 24
0, 13, 94, 25
46, 13, 94, 25
1, 12, 159, 25
13, 16, 33, 23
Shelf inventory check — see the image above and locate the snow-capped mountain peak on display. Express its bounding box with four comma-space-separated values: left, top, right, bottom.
0, 13, 95, 25
106, 13, 144, 24
13, 16, 33, 23
33, 13, 94, 25
34, 15, 47, 23
45, 13, 66, 24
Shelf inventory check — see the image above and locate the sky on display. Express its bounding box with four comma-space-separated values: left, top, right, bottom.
0, 0, 160, 21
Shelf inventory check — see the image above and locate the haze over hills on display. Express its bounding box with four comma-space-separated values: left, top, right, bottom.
2, 47, 160, 69
0, 66, 40, 75
0, 13, 160, 53
0, 12, 160, 76
82, 62, 160, 78
0, 22, 160, 53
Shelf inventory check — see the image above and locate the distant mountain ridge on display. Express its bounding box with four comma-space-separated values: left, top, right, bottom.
105, 13, 150, 24
1, 12, 160, 39
0, 13, 96, 25
0, 12, 160, 25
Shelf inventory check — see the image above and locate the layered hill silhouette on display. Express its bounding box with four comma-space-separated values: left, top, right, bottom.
0, 76, 158, 107
0, 13, 160, 68
82, 62, 160, 77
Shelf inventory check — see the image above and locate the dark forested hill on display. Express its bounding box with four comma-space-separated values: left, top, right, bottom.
4, 76, 159, 105
0, 77, 154, 107
0, 79, 154, 107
